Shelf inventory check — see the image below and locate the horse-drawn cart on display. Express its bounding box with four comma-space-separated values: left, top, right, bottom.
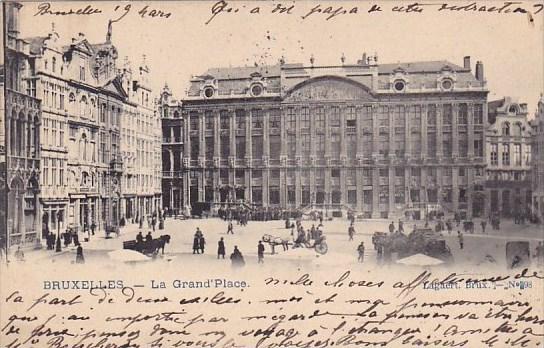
262, 233, 328, 255
123, 235, 171, 257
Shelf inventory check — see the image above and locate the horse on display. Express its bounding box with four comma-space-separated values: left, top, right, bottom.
149, 235, 171, 255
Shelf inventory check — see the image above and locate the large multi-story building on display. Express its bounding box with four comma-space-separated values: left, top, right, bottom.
532, 94, 544, 221
162, 55, 488, 219
485, 97, 533, 217
4, 2, 42, 247
23, 23, 162, 235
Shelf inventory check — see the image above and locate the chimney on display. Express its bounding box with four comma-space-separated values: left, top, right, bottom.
463, 56, 471, 70
475, 61, 484, 82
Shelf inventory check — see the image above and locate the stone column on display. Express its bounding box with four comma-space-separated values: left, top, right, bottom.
372, 105, 379, 157
421, 105, 428, 160
295, 108, 301, 206
452, 166, 459, 212
372, 167, 379, 218
468, 103, 475, 157
356, 168, 363, 212
452, 104, 459, 158
405, 105, 411, 160
436, 104, 443, 161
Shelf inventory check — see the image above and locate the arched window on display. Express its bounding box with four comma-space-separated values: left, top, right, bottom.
52, 57, 56, 73
81, 171, 89, 187
69, 93, 76, 104
80, 133, 88, 160
90, 99, 96, 119
44, 60, 48, 70
502, 122, 510, 136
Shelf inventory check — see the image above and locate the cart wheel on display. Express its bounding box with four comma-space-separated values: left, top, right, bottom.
315, 242, 328, 255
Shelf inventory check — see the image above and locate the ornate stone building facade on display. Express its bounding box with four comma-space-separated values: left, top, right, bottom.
4, 2, 42, 247
23, 22, 162, 236
485, 97, 533, 217
532, 95, 544, 221
163, 55, 488, 219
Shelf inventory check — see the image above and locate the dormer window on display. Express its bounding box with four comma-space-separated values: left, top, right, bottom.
441, 78, 453, 91
393, 80, 406, 92
203, 86, 215, 98
250, 83, 263, 97
508, 105, 518, 114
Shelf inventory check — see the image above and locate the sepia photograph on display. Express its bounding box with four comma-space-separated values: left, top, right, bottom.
0, 1, 543, 347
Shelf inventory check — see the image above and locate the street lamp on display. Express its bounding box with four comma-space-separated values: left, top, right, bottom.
55, 211, 62, 252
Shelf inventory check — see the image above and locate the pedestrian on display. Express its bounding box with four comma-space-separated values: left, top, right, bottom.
14, 246, 25, 261
258, 241, 265, 264
357, 242, 365, 263
227, 221, 234, 234
348, 225, 355, 241
218, 237, 226, 259
136, 231, 144, 244
192, 233, 200, 254
90, 222, 96, 236
230, 246, 245, 268
481, 220, 487, 234
457, 231, 464, 250
310, 224, 316, 240
76, 244, 85, 264
199, 234, 206, 254
152, 216, 157, 231
398, 220, 404, 233
388, 221, 395, 234
146, 231, 153, 243
72, 229, 79, 246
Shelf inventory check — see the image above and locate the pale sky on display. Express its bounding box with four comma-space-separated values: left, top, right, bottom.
18, 0, 544, 115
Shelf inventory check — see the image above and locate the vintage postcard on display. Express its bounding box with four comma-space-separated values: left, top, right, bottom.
1, 0, 543, 347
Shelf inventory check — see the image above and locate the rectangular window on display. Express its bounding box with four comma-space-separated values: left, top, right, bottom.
443, 133, 452, 157
205, 137, 214, 159
442, 104, 452, 125
379, 106, 389, 127
236, 137, 246, 159
331, 134, 340, 156
252, 136, 263, 158
474, 137, 484, 157
287, 135, 296, 157
236, 109, 246, 130
474, 104, 483, 124
316, 135, 325, 156
328, 106, 340, 128
205, 111, 214, 130
315, 108, 325, 129
346, 134, 357, 158
458, 104, 468, 124
221, 136, 230, 158
346, 106, 356, 128
301, 134, 311, 156
220, 110, 230, 130
427, 105, 436, 125
269, 109, 280, 129
190, 112, 199, 131
269, 135, 281, 159
190, 137, 200, 160
514, 143, 522, 166
363, 190, 372, 205
51, 159, 57, 186
427, 133, 436, 157
59, 123, 64, 147
300, 108, 310, 130
287, 108, 296, 130
459, 134, 468, 157
395, 188, 405, 204
502, 144, 510, 165
80, 66, 85, 81
252, 109, 263, 129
